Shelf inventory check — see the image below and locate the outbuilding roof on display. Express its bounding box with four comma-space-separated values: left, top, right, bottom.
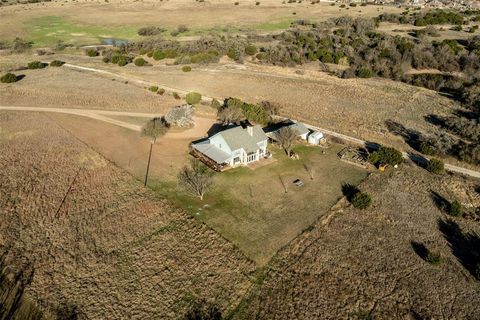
289, 122, 310, 136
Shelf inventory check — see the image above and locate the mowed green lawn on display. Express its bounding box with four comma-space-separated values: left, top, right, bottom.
153, 143, 367, 266
19, 16, 294, 47
24, 16, 139, 46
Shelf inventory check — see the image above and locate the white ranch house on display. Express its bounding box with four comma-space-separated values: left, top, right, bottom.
192, 125, 268, 168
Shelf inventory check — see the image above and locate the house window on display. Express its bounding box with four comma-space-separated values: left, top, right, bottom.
233, 157, 241, 164
247, 152, 257, 163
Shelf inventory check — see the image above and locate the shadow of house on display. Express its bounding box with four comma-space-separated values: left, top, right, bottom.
438, 219, 480, 280
206, 122, 233, 137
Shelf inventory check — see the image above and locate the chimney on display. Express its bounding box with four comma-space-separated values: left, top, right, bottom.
247, 125, 253, 136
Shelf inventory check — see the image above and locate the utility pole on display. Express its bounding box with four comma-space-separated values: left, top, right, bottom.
144, 138, 155, 187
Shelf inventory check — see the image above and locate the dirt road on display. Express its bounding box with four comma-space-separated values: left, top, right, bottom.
304, 122, 480, 179
2, 105, 479, 179
0, 106, 213, 139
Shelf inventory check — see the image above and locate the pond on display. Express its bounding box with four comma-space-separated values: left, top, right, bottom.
101, 38, 129, 46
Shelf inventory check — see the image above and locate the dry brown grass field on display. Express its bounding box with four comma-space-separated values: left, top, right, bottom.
0, 0, 401, 45
236, 166, 480, 319
1, 0, 480, 318
2, 53, 459, 154
0, 111, 255, 319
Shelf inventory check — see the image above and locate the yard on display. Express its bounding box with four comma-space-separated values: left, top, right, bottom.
153, 143, 368, 265
38, 112, 368, 265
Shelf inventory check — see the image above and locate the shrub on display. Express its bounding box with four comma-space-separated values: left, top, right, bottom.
153, 50, 166, 60
49, 60, 65, 67
425, 251, 443, 265
351, 192, 372, 209
102, 57, 110, 63
134, 57, 146, 66
147, 51, 154, 58
117, 56, 128, 66
85, 49, 98, 57
173, 92, 181, 100
357, 68, 374, 78
426, 158, 444, 174
164, 49, 178, 59
234, 1, 239, 4
256, 1, 260, 4
368, 146, 403, 166
211, 99, 222, 109
149, 86, 159, 93
11, 38, 32, 53
0, 73, 17, 83
111, 55, 121, 64
349, 2, 357, 6
448, 200, 463, 217
227, 47, 239, 60
27, 61, 47, 69
419, 141, 436, 156
157, 88, 165, 95
138, 26, 165, 36
245, 44, 257, 56
190, 52, 219, 64
182, 65, 192, 72
186, 92, 202, 104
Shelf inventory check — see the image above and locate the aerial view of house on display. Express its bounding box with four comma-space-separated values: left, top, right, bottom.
191, 124, 268, 169
2, 0, 480, 319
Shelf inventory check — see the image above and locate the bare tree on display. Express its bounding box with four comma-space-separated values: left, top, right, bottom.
142, 117, 170, 186
218, 106, 244, 125
275, 126, 298, 156
179, 159, 214, 200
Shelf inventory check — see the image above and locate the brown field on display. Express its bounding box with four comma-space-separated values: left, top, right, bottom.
0, 66, 179, 113
2, 0, 480, 318
237, 166, 480, 319
0, 111, 254, 319
0, 0, 402, 45
24, 54, 459, 152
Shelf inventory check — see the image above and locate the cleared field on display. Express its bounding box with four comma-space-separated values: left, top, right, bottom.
0, 0, 402, 45
237, 166, 480, 319
0, 111, 254, 319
